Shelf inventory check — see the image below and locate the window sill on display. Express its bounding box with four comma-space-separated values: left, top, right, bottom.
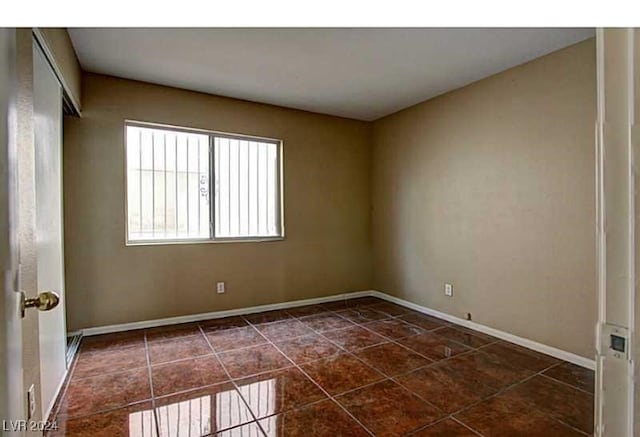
125, 236, 285, 247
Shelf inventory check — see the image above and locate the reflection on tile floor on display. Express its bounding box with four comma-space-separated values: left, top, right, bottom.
47, 297, 595, 436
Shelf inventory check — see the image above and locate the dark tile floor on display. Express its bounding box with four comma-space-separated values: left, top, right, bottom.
47, 297, 595, 436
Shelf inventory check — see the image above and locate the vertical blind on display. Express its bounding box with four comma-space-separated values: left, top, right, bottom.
126, 123, 281, 243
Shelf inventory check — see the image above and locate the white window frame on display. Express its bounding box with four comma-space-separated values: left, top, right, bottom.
124, 120, 284, 246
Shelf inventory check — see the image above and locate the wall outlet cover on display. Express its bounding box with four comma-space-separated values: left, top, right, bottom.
216, 282, 225, 294
444, 283, 453, 297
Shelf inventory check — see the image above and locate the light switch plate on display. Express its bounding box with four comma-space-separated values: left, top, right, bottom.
599, 323, 629, 360
444, 283, 453, 297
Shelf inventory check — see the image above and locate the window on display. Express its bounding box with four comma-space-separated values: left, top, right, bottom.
125, 122, 283, 244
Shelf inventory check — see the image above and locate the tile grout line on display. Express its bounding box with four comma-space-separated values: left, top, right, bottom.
326, 308, 483, 376
142, 330, 161, 437
240, 313, 379, 437
258, 302, 491, 434
196, 323, 267, 437
69, 363, 150, 381
433, 359, 594, 437
496, 361, 592, 436
48, 339, 154, 423
349, 320, 452, 363
310, 308, 453, 420
240, 310, 371, 422
292, 305, 434, 361
405, 415, 486, 437
48, 342, 155, 423
538, 371, 595, 396
386, 310, 503, 353
49, 335, 156, 432
274, 302, 491, 423
330, 303, 498, 364
445, 360, 563, 414
450, 416, 485, 436
345, 303, 592, 435
77, 334, 148, 355
363, 335, 530, 383
312, 305, 478, 433
57, 400, 153, 426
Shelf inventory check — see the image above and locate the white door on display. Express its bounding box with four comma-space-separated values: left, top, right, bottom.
0, 28, 25, 434
32, 41, 67, 420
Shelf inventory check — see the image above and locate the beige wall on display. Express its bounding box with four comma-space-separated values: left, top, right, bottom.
36, 28, 82, 111
64, 73, 372, 331
371, 39, 597, 359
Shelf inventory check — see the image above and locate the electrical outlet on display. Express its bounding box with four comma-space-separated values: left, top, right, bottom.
216, 282, 225, 294
444, 283, 453, 297
27, 384, 35, 420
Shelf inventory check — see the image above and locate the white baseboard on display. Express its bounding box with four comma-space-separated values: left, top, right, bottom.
81, 290, 372, 336
79, 289, 595, 371
369, 291, 596, 371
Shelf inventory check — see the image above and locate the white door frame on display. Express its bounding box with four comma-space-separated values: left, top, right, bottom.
594, 27, 638, 437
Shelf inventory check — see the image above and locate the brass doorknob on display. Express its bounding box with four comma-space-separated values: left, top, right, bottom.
20, 291, 60, 318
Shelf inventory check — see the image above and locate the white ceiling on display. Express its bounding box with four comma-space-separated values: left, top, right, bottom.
69, 28, 594, 121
